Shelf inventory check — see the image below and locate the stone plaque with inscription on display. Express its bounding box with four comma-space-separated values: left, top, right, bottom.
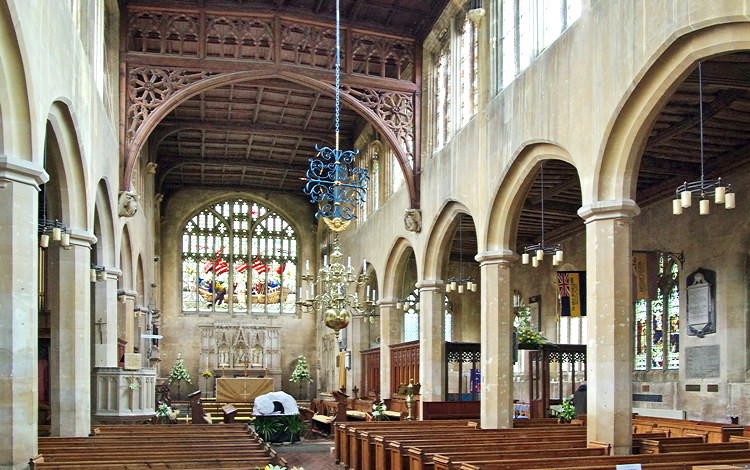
685, 345, 720, 379
686, 268, 716, 336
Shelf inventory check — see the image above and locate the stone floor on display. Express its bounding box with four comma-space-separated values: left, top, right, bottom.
271, 437, 339, 469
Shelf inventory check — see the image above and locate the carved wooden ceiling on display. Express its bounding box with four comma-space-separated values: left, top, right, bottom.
120, 3, 750, 258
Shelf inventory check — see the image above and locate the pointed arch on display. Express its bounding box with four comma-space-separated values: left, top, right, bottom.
0, 1, 31, 158
485, 142, 576, 253
122, 71, 418, 208
382, 237, 417, 300
423, 201, 473, 280
93, 178, 116, 267
598, 22, 750, 203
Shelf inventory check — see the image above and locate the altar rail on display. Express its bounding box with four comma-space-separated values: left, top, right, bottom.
93, 367, 156, 423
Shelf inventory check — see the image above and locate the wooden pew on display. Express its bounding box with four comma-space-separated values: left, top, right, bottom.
433, 448, 750, 470
632, 415, 745, 443
31, 423, 284, 470
334, 420, 476, 469
397, 439, 589, 470
362, 426, 588, 470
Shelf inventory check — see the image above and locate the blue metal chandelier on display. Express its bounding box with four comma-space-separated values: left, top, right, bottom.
302, 0, 368, 232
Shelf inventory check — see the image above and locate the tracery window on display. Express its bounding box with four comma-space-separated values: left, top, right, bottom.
434, 38, 451, 150
634, 253, 679, 371
181, 198, 297, 315
459, 16, 479, 126
498, 0, 582, 90
403, 290, 453, 342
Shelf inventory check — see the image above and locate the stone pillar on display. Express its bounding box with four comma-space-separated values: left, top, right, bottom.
120, 291, 137, 354
348, 316, 364, 396
417, 280, 445, 403
49, 229, 95, 437
0, 156, 48, 469
578, 199, 640, 455
475, 250, 515, 429
378, 299, 399, 399
92, 267, 121, 367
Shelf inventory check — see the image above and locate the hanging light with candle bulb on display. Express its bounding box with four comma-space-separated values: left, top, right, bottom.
445, 215, 478, 294
521, 162, 563, 267
673, 62, 735, 216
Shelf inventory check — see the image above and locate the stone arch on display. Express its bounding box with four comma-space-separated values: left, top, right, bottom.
0, 1, 31, 158
46, 101, 87, 230
120, 224, 134, 290
598, 22, 750, 203
382, 237, 417, 300
423, 201, 473, 281
93, 178, 116, 267
124, 70, 418, 208
486, 142, 576, 253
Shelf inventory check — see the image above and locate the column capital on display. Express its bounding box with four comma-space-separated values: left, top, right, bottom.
475, 249, 516, 266
578, 199, 640, 223
415, 279, 444, 291
104, 266, 123, 280
0, 154, 48, 189
68, 227, 98, 247
377, 298, 399, 308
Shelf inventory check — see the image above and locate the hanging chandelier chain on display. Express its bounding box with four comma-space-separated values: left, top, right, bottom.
699, 61, 705, 191
334, 0, 341, 150
540, 164, 545, 245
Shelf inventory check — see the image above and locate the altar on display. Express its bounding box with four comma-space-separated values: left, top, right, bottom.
216, 377, 273, 402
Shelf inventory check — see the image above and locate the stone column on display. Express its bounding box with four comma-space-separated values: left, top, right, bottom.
417, 280, 445, 403
49, 229, 95, 437
0, 156, 48, 469
120, 291, 137, 354
348, 316, 364, 397
378, 299, 399, 399
578, 199, 640, 455
92, 267, 121, 367
475, 250, 515, 429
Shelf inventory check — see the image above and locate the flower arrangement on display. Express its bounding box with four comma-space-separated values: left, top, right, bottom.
155, 403, 173, 418
372, 400, 388, 421
557, 399, 576, 422
168, 353, 192, 384
517, 328, 546, 346
128, 382, 139, 390
289, 355, 313, 383
256, 465, 305, 470
201, 370, 213, 378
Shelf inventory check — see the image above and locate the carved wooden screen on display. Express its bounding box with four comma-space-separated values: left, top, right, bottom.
390, 340, 419, 395
181, 198, 297, 315
360, 347, 380, 398
527, 343, 586, 418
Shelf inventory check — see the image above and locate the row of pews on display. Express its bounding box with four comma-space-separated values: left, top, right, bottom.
334, 417, 750, 470
30, 423, 287, 469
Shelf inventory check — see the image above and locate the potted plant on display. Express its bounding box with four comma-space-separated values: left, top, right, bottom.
371, 400, 389, 421
253, 416, 284, 442
155, 403, 174, 424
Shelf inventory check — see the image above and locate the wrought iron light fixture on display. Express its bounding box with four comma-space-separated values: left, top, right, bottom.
521, 162, 563, 267
299, 0, 370, 337
673, 62, 735, 215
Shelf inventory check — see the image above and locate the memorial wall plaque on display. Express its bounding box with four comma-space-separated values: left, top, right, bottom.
685, 345, 720, 379
686, 268, 716, 337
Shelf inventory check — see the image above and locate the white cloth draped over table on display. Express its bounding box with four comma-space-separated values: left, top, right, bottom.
253, 391, 299, 415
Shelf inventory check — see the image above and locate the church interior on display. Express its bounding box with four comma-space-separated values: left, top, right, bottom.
4, 0, 750, 468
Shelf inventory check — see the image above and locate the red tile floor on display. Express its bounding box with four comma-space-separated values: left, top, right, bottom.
272, 438, 339, 470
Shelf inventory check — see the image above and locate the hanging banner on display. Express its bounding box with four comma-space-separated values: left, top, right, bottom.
632, 251, 658, 300
558, 271, 586, 317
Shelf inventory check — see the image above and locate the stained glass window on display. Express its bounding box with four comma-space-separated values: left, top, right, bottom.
181, 198, 297, 315
459, 17, 479, 126
435, 38, 451, 149
633, 253, 679, 370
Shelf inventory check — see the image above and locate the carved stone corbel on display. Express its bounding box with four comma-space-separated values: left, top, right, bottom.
404, 208, 422, 233
118, 191, 139, 217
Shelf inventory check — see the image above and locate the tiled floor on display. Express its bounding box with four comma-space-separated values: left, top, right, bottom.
272, 438, 339, 470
